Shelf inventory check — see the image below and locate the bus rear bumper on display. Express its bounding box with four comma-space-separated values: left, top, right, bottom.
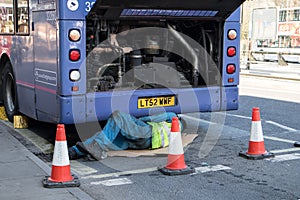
59, 86, 239, 124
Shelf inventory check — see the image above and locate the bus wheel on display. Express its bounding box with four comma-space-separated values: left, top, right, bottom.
2, 63, 18, 122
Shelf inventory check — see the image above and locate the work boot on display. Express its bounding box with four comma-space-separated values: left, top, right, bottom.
73, 142, 103, 160
68, 147, 79, 160
83, 140, 107, 160
68, 142, 89, 160
75, 142, 90, 155
294, 142, 300, 147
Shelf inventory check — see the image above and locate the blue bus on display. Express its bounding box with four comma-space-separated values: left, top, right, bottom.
0, 0, 244, 124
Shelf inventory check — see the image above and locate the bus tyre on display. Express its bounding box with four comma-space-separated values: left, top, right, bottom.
2, 63, 18, 122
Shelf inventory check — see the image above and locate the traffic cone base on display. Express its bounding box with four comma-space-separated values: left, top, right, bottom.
294, 142, 300, 147
239, 151, 274, 160
158, 165, 194, 176
43, 174, 80, 188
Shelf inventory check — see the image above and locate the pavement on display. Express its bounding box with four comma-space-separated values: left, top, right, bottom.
0, 61, 299, 200
0, 121, 93, 200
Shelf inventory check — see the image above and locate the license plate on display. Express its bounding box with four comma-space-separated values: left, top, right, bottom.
138, 96, 176, 109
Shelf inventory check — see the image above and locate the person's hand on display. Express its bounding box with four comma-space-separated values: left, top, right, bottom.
122, 47, 133, 53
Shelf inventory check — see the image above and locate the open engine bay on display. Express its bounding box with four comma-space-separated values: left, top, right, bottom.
86, 19, 223, 92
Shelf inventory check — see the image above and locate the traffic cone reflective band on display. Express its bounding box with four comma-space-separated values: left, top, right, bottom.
159, 117, 194, 175
239, 107, 274, 160
43, 124, 80, 188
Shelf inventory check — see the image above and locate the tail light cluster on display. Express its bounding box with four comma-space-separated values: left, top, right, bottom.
69, 29, 81, 84
226, 29, 237, 82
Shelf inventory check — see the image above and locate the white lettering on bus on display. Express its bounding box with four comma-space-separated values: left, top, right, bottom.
85, 1, 95, 12
35, 69, 57, 86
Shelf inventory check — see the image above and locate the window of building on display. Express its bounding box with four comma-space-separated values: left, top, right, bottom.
17, 0, 29, 34
293, 9, 300, 21
287, 10, 293, 21
0, 0, 14, 33
278, 36, 291, 48
279, 10, 287, 22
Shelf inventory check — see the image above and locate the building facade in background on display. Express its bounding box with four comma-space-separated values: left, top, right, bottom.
241, 0, 300, 62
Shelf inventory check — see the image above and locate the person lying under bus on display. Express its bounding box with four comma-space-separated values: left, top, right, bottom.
68, 111, 182, 160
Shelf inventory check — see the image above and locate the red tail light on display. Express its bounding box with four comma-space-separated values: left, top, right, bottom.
69, 50, 80, 61
227, 47, 236, 57
226, 64, 236, 74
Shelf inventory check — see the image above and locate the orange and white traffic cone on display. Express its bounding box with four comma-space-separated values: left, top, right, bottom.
159, 117, 194, 175
239, 107, 275, 160
43, 124, 80, 188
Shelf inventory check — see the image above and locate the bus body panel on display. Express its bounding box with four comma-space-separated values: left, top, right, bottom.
57, 0, 87, 20
220, 9, 240, 112
32, 9, 59, 121
56, 87, 217, 124
220, 86, 239, 111
85, 87, 221, 123
0, 36, 12, 56
58, 20, 86, 96
14, 35, 36, 119
59, 95, 86, 124
222, 22, 241, 85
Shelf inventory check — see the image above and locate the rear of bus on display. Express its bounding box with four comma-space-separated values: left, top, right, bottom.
58, 0, 244, 123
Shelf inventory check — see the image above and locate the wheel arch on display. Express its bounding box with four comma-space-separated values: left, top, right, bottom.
0, 53, 13, 103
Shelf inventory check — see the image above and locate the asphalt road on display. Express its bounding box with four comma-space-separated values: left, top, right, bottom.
3, 73, 300, 200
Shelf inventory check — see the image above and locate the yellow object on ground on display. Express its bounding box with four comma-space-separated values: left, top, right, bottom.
14, 115, 29, 129
0, 106, 8, 121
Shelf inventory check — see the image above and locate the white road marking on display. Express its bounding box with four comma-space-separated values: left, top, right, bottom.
227, 114, 298, 132
82, 167, 158, 179
71, 160, 98, 176
265, 121, 297, 132
218, 113, 252, 120
84, 165, 231, 180
267, 153, 300, 162
182, 114, 298, 134
270, 148, 300, 154
264, 136, 296, 144
91, 178, 133, 186
194, 165, 231, 173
